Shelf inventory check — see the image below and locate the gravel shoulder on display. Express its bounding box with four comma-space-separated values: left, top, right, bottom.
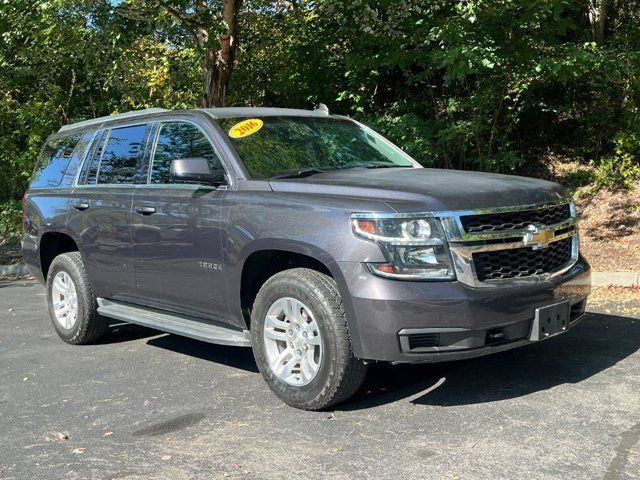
576, 181, 640, 272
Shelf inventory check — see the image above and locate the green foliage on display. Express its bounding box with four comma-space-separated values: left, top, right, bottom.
2, 0, 640, 238
593, 130, 640, 189
0, 0, 200, 207
0, 200, 21, 240
312, 0, 640, 174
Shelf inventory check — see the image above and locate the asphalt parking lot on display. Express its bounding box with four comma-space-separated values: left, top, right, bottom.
1, 280, 639, 480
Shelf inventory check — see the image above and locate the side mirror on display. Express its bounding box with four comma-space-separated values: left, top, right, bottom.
170, 158, 225, 186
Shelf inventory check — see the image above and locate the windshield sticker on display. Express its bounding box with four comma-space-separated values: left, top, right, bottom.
228, 119, 264, 139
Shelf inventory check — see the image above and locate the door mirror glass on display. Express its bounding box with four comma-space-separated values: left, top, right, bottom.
170, 158, 225, 186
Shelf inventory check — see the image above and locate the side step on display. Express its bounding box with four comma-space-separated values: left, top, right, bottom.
97, 298, 251, 347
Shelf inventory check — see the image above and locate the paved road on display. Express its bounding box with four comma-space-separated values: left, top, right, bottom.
1, 280, 639, 480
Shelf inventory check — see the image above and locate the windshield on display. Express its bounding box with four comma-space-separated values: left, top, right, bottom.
216, 116, 415, 179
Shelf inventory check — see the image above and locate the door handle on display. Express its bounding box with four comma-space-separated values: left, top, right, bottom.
135, 206, 156, 215
73, 202, 89, 211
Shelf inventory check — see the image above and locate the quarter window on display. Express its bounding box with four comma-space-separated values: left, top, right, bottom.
150, 122, 225, 184
31, 134, 82, 188
96, 125, 148, 184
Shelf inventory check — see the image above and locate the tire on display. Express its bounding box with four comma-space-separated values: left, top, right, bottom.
251, 268, 367, 410
46, 252, 107, 345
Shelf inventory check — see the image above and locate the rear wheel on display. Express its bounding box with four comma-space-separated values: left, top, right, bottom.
251, 268, 367, 410
46, 252, 107, 344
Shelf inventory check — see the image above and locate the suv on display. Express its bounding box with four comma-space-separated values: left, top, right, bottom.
22, 107, 591, 410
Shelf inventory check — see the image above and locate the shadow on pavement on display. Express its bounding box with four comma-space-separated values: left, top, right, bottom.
94, 312, 638, 409
97, 321, 258, 372
341, 312, 640, 410
146, 334, 259, 373
96, 321, 164, 345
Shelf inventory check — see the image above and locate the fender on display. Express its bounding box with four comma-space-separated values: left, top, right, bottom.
230, 238, 361, 347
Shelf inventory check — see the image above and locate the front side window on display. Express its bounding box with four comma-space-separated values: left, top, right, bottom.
150, 122, 225, 184
31, 134, 82, 188
216, 116, 415, 179
96, 124, 148, 184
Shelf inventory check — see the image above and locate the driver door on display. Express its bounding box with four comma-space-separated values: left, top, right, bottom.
131, 120, 230, 321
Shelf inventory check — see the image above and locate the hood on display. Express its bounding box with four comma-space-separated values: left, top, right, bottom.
267, 167, 568, 212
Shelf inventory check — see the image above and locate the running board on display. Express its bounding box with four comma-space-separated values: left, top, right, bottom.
97, 298, 251, 347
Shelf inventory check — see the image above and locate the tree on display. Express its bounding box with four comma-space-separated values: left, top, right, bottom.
115, 0, 243, 107
588, 0, 608, 44
2, 0, 640, 241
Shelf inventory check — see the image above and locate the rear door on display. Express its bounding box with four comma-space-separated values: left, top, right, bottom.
131, 120, 231, 322
66, 124, 152, 300
23, 132, 91, 279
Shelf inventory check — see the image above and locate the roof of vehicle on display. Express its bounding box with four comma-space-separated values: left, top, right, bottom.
57, 108, 169, 134
203, 106, 330, 118
56, 106, 332, 134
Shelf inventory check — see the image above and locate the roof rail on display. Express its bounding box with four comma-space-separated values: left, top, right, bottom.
57, 108, 169, 133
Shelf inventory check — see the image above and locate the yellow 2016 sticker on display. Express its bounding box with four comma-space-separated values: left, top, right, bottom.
228, 118, 264, 138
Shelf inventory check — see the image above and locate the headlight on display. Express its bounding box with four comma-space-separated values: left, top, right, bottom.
351, 214, 455, 280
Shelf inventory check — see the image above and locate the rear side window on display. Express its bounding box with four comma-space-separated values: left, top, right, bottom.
83, 131, 108, 184
96, 124, 148, 184
31, 134, 82, 188
59, 131, 94, 187
149, 122, 225, 184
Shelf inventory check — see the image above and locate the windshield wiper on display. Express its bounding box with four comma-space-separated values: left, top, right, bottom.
271, 168, 326, 179
364, 164, 404, 169
339, 162, 405, 170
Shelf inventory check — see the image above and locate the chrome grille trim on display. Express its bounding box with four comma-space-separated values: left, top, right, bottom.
438, 199, 578, 287
439, 199, 575, 242
460, 202, 571, 234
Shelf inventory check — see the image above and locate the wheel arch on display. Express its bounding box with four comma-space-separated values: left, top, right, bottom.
236, 240, 354, 332
39, 230, 82, 281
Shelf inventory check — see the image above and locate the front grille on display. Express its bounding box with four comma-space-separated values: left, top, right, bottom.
407, 333, 440, 350
473, 237, 573, 281
460, 203, 571, 233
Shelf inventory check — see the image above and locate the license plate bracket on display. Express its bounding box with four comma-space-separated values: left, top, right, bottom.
529, 301, 570, 341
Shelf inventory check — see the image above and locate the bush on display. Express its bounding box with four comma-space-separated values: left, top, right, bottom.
593, 131, 640, 189
0, 200, 22, 240
593, 156, 640, 190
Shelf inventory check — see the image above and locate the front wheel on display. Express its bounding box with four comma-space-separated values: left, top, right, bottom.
251, 268, 367, 410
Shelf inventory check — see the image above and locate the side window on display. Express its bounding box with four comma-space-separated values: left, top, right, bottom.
31, 134, 82, 188
60, 131, 95, 187
150, 122, 225, 184
82, 130, 108, 184
96, 124, 148, 184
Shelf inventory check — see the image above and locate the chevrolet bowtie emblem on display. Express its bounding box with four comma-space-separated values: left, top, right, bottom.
523, 224, 554, 249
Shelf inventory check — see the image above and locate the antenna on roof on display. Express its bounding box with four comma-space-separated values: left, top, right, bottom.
315, 103, 330, 115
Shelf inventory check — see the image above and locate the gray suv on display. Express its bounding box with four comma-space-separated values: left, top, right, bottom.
22, 107, 591, 410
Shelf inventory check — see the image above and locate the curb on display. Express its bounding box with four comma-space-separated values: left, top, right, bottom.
0, 262, 639, 286
0, 262, 30, 276
591, 271, 640, 288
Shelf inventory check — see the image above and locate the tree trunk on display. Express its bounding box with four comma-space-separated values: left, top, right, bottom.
588, 0, 608, 44
200, 0, 242, 108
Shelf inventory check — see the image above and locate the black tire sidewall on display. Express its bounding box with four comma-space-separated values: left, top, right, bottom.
46, 253, 92, 344
251, 273, 343, 408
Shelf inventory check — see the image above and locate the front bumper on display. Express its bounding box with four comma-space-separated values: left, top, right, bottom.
336, 255, 591, 363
